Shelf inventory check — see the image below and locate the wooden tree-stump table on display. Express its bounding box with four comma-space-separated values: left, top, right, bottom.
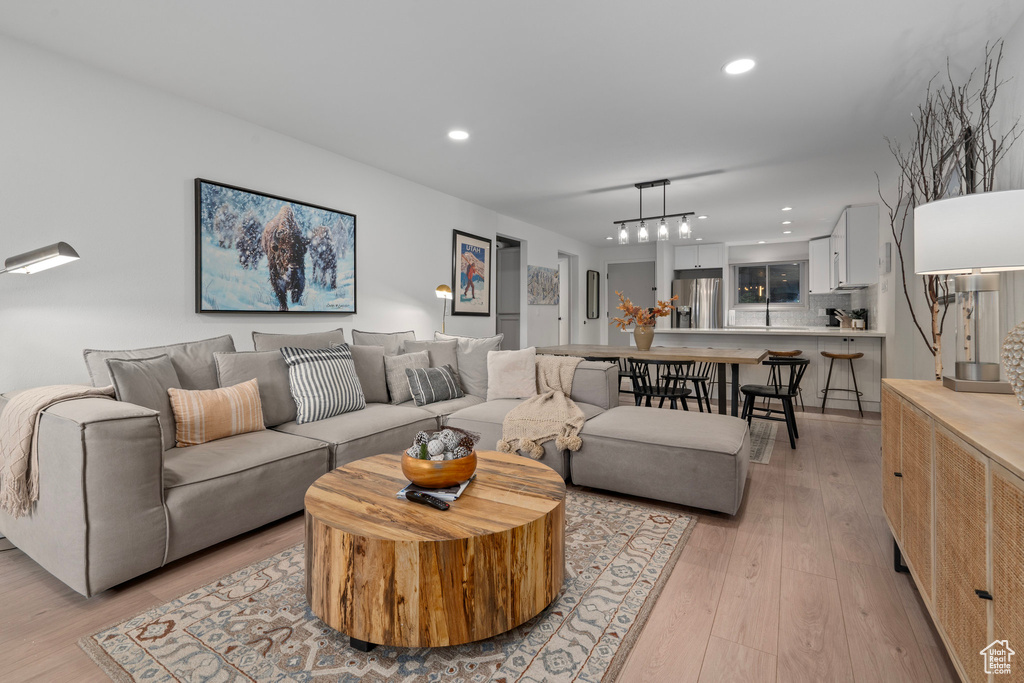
304, 450, 566, 650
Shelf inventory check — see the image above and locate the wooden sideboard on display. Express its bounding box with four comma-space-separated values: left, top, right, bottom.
882, 379, 1024, 682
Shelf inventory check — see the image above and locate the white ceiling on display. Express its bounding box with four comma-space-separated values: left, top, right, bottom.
2, 0, 1022, 246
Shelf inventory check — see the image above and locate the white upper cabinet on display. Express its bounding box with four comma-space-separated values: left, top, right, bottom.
674, 243, 724, 270
808, 237, 831, 294
831, 204, 878, 289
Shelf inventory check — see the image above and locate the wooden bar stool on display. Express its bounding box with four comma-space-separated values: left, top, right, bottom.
820, 351, 864, 417
764, 350, 803, 412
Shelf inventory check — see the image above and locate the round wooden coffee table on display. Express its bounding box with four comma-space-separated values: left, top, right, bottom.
304, 450, 566, 650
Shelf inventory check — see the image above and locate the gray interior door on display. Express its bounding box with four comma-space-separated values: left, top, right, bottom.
607, 261, 656, 347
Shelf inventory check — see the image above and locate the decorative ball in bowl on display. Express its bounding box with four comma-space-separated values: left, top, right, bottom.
401, 427, 479, 488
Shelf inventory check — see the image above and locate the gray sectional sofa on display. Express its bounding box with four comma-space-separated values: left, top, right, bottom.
0, 330, 748, 597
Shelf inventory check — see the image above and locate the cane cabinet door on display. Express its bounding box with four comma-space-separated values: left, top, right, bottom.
935, 426, 990, 683
900, 400, 933, 599
991, 465, 1024, 674
881, 386, 902, 541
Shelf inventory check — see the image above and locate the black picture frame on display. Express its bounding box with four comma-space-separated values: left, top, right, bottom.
451, 229, 492, 317
195, 178, 356, 314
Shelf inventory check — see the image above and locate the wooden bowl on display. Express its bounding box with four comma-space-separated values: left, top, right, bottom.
402, 450, 477, 489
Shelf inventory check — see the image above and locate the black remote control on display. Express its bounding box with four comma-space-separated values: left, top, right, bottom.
406, 491, 450, 510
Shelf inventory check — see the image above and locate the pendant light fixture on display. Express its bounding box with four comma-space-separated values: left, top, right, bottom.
613, 179, 696, 245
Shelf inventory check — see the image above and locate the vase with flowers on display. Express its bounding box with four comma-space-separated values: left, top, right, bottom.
612, 291, 677, 351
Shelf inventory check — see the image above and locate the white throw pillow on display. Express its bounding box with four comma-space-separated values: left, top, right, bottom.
486, 347, 538, 401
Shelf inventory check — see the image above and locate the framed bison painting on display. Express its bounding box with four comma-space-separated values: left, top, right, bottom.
195, 179, 356, 313
451, 229, 491, 317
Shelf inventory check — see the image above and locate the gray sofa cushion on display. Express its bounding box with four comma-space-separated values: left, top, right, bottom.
84, 334, 236, 390
570, 361, 620, 410
397, 394, 484, 418
384, 351, 429, 405
433, 332, 504, 398
252, 328, 346, 352
572, 406, 750, 515
446, 398, 604, 480
105, 355, 181, 451
351, 329, 415, 356
214, 350, 297, 427
401, 339, 459, 370
273, 403, 436, 468
349, 345, 389, 404
163, 429, 329, 562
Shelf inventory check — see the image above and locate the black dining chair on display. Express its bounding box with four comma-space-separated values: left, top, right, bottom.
628, 358, 692, 410
740, 357, 809, 449
660, 360, 716, 413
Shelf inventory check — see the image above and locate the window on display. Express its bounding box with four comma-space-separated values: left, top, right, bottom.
734, 261, 805, 306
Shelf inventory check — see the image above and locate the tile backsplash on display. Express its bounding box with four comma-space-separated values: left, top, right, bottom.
731, 293, 852, 327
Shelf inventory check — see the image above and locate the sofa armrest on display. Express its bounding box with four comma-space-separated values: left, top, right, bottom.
0, 395, 167, 597
571, 361, 619, 410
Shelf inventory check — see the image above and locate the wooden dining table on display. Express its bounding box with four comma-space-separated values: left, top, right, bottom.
535, 344, 769, 417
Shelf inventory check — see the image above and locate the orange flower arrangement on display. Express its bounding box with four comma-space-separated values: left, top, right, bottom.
612, 291, 678, 330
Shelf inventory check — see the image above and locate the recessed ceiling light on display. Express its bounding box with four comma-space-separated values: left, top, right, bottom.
781, 206, 793, 211
782, 220, 792, 225
606, 236, 613, 240
783, 230, 792, 234
695, 237, 703, 241
448, 130, 469, 141
697, 215, 708, 220
723, 58, 756, 75
758, 240, 766, 244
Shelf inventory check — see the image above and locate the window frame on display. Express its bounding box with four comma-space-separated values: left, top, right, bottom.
731, 260, 809, 310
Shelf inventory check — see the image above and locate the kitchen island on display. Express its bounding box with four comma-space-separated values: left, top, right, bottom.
645, 326, 885, 412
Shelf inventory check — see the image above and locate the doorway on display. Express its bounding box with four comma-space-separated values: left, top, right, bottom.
557, 252, 576, 345
495, 235, 521, 350
607, 260, 656, 347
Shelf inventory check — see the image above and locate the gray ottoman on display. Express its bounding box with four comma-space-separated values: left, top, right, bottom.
447, 399, 605, 480
571, 406, 750, 515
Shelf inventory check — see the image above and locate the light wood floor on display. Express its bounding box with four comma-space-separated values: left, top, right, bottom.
0, 404, 957, 682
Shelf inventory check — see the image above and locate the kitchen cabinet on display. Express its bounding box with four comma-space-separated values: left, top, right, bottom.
816, 335, 881, 404
830, 204, 878, 289
882, 380, 1024, 683
808, 237, 831, 294
673, 243, 724, 270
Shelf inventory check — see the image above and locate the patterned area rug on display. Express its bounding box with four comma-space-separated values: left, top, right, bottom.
749, 420, 778, 464
80, 489, 695, 682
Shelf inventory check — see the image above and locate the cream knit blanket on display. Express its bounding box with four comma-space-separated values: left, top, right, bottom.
498, 355, 585, 459
0, 384, 115, 518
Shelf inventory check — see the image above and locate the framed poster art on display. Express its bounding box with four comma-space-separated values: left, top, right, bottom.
451, 229, 492, 316
195, 178, 356, 313
527, 265, 559, 305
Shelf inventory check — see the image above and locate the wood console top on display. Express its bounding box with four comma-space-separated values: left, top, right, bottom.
883, 379, 1024, 478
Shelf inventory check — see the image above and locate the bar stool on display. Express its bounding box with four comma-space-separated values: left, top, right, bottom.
820, 351, 864, 417
740, 357, 809, 449
764, 350, 804, 411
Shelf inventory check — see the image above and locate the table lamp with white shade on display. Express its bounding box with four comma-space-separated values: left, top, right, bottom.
915, 189, 1024, 393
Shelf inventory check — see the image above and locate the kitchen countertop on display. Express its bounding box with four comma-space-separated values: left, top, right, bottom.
645, 327, 886, 338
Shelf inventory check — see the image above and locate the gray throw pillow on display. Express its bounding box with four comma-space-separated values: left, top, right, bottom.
214, 351, 297, 427
383, 351, 430, 405
84, 334, 235, 390
347, 344, 390, 404
351, 329, 416, 356
252, 328, 346, 352
105, 355, 181, 451
401, 339, 459, 371
279, 345, 366, 424
433, 332, 504, 398
405, 365, 465, 407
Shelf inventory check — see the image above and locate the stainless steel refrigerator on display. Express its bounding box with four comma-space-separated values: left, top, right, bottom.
671, 277, 723, 329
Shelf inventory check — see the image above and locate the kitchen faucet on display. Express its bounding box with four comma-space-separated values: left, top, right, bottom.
765, 296, 771, 327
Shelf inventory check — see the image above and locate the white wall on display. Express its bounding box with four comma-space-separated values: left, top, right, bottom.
0, 37, 599, 390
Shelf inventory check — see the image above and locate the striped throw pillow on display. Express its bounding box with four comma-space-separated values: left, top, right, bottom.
168, 378, 266, 447
405, 364, 465, 407
279, 344, 366, 424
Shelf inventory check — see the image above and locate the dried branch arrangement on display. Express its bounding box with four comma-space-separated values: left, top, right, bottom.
878, 40, 1021, 379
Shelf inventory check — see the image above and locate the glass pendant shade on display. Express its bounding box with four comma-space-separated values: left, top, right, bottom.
657, 218, 669, 241
618, 224, 630, 245
678, 217, 690, 239
637, 221, 649, 243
